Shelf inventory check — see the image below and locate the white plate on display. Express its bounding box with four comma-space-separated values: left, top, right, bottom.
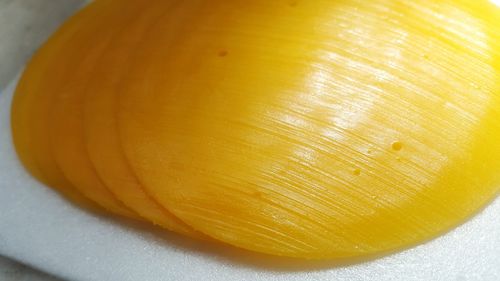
1, 76, 500, 281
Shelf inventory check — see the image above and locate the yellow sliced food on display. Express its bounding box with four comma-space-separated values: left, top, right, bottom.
21, 0, 138, 218
117, 0, 500, 258
83, 0, 204, 237
10, 0, 108, 206
48, 0, 145, 219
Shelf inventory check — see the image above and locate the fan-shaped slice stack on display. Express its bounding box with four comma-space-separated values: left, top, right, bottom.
11, 0, 127, 211
82, 0, 204, 238
11, 0, 500, 259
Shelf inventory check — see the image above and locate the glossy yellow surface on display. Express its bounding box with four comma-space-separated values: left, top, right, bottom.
13, 0, 138, 218
10, 0, 106, 205
11, 0, 500, 259
118, 0, 500, 258
82, 0, 204, 237
48, 0, 142, 219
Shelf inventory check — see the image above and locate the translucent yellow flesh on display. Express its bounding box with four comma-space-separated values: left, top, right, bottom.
117, 0, 500, 258
82, 0, 204, 237
11, 0, 500, 260
10, 1, 107, 205
13, 0, 139, 218
48, 0, 144, 219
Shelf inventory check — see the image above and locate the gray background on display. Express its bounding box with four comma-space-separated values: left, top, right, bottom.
0, 0, 84, 280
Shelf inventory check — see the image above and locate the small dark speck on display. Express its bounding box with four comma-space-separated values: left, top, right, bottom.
353, 168, 361, 176
391, 141, 403, 151
218, 50, 228, 57
288, 1, 298, 7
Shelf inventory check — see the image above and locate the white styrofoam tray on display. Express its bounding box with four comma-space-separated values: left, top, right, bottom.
1, 76, 500, 281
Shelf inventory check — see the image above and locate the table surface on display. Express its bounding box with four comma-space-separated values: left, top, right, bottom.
0, 0, 84, 280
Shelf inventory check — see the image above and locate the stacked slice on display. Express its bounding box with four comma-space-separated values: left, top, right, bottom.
11, 0, 500, 259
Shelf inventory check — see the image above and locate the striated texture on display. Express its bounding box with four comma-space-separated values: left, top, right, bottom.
10, 0, 500, 259
117, 0, 500, 258
11, 0, 138, 217
82, 0, 205, 237
10, 0, 104, 207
